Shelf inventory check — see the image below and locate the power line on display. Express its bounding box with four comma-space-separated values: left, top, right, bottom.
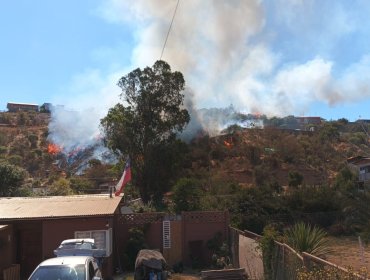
160, 0, 180, 60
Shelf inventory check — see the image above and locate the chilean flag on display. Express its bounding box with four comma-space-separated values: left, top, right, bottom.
114, 160, 132, 196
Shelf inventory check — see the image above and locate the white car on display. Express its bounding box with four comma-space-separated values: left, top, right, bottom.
28, 256, 102, 280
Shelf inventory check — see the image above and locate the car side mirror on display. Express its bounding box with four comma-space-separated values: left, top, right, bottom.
92, 277, 102, 280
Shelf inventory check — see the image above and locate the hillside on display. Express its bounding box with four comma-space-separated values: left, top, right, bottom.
1, 111, 370, 192
188, 124, 370, 190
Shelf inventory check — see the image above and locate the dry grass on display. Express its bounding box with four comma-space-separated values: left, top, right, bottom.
326, 236, 370, 271
114, 272, 200, 280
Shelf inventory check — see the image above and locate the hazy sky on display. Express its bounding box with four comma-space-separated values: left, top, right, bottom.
1, 0, 370, 121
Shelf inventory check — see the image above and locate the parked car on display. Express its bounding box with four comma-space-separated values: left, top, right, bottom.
134, 249, 168, 280
54, 238, 106, 259
28, 256, 102, 280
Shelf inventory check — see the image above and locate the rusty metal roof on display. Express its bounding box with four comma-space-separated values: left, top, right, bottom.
0, 194, 122, 221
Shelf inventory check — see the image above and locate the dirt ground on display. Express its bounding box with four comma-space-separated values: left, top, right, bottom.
114, 272, 201, 280
326, 236, 370, 272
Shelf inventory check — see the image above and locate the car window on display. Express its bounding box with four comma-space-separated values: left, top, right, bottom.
29, 264, 86, 280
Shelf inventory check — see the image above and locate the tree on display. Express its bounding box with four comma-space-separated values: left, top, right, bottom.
0, 161, 27, 196
172, 178, 203, 213
48, 178, 74, 196
101, 60, 190, 202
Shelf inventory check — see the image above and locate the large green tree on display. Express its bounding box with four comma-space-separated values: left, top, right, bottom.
0, 161, 27, 196
101, 60, 190, 202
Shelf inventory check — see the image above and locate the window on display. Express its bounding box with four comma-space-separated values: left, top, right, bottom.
75, 228, 112, 256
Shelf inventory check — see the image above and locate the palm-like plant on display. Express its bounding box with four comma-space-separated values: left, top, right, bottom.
284, 222, 332, 257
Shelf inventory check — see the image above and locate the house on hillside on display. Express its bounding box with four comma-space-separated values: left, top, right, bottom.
295, 117, 322, 131
7, 102, 39, 112
347, 156, 370, 185
0, 194, 123, 279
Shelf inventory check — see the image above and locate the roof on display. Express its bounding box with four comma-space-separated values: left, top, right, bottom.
36, 256, 93, 266
0, 225, 9, 231
0, 194, 122, 221
347, 156, 370, 166
7, 102, 39, 106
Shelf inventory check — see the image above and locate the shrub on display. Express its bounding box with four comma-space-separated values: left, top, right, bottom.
284, 222, 331, 257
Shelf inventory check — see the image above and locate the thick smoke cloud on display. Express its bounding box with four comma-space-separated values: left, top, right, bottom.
97, 0, 370, 118
48, 0, 370, 153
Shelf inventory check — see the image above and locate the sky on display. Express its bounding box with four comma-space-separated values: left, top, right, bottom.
2, 0, 370, 123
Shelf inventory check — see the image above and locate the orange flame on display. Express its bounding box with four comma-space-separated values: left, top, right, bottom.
224, 140, 232, 148
48, 143, 62, 155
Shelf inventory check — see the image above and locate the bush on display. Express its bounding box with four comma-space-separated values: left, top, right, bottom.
172, 178, 203, 213
123, 227, 147, 270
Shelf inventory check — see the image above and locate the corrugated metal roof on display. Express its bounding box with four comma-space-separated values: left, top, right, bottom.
0, 194, 122, 221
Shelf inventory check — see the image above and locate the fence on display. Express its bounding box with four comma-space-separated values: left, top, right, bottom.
2, 264, 20, 280
230, 227, 370, 280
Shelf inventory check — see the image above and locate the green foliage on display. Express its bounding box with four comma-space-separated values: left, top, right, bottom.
276, 134, 304, 163
27, 134, 38, 148
48, 178, 74, 196
0, 161, 27, 196
260, 224, 281, 280
0, 146, 7, 155
17, 112, 27, 125
231, 187, 288, 234
334, 166, 357, 192
172, 178, 203, 213
318, 122, 340, 142
69, 177, 94, 194
7, 155, 23, 166
244, 145, 261, 165
123, 227, 147, 270
288, 171, 304, 188
207, 232, 232, 269
284, 222, 331, 257
101, 60, 190, 202
348, 132, 367, 145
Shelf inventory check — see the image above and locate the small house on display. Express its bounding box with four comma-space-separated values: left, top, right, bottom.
6, 102, 39, 112
347, 156, 370, 184
0, 194, 123, 279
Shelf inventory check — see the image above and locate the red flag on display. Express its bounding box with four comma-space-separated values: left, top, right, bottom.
115, 160, 132, 196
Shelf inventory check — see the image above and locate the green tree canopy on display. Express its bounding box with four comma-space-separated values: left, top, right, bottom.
101, 60, 190, 202
48, 178, 74, 196
0, 161, 27, 196
172, 177, 203, 213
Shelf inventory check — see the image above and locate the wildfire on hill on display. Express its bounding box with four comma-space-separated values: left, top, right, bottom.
224, 139, 233, 148
47, 143, 62, 155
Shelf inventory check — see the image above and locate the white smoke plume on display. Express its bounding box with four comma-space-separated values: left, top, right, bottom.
97, 0, 370, 118
48, 0, 370, 158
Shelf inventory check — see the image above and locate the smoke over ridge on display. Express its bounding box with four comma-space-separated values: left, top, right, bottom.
98, 0, 370, 117
48, 0, 370, 160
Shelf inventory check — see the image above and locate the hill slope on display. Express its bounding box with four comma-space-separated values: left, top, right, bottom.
1, 111, 370, 191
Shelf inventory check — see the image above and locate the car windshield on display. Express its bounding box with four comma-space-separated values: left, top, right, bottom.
29, 264, 86, 280
60, 242, 96, 250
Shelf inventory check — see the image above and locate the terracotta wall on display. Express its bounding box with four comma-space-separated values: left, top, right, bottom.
116, 211, 229, 268
182, 211, 230, 266
42, 216, 115, 278
0, 225, 15, 270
